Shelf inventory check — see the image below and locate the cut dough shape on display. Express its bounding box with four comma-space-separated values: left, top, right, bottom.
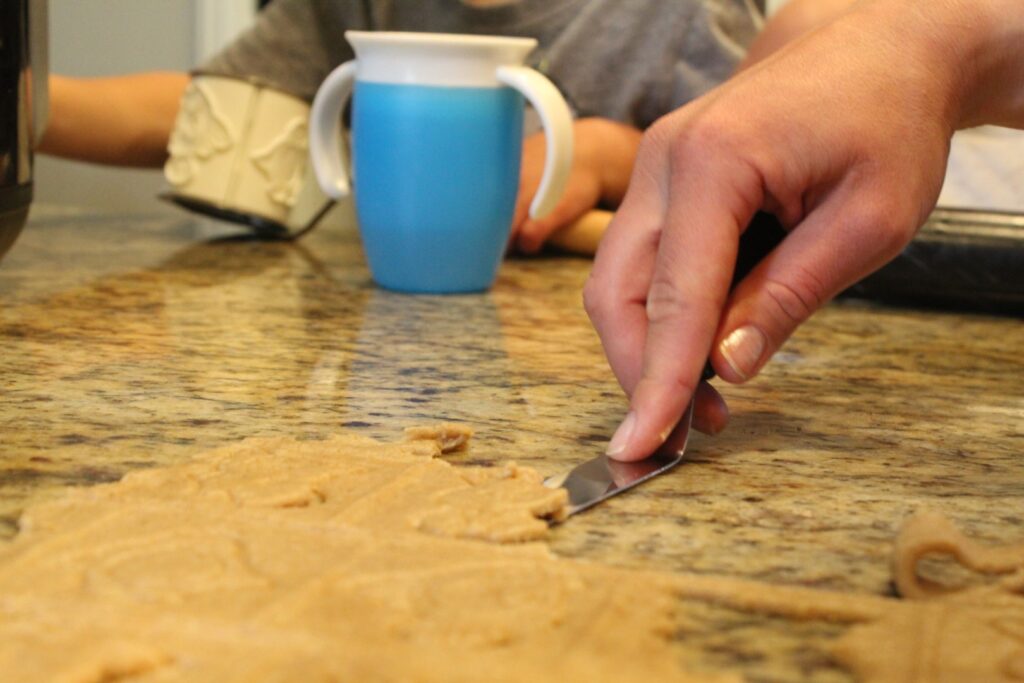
834, 587, 1024, 683
404, 422, 474, 453
835, 511, 1024, 683
892, 510, 1024, 599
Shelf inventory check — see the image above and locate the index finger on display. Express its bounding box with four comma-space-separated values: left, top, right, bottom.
585, 124, 679, 398
610, 147, 761, 461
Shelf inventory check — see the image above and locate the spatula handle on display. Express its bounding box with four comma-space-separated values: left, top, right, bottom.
701, 212, 788, 381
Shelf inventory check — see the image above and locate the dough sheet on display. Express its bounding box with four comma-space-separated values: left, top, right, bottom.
1, 428, 1022, 683
0, 430, 729, 683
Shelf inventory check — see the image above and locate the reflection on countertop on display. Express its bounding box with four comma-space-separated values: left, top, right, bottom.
1, 204, 1022, 682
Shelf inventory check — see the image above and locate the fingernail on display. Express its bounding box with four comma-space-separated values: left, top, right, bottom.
606, 411, 636, 456
719, 325, 766, 381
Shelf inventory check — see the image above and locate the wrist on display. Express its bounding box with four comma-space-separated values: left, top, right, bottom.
940, 0, 1024, 128
879, 0, 1024, 129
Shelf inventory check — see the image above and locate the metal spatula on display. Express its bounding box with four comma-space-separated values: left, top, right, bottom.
543, 402, 694, 516
544, 212, 787, 517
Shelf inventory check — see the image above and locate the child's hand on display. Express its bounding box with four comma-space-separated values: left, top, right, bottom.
511, 118, 641, 254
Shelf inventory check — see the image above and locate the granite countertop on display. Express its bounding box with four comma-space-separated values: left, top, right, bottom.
1, 204, 1022, 682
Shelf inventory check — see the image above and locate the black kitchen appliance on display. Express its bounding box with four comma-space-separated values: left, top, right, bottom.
0, 0, 47, 261
841, 208, 1024, 315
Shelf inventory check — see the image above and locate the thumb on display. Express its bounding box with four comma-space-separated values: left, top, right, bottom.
710, 193, 915, 382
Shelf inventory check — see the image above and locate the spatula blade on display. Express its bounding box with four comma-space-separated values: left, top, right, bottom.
544, 402, 694, 517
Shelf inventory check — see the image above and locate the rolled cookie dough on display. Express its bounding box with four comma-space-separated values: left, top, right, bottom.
5, 429, 1019, 683
0, 429, 733, 683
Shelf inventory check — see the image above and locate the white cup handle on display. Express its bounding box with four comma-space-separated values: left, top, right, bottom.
309, 60, 357, 200
496, 65, 573, 219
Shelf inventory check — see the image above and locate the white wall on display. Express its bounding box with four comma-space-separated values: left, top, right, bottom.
36, 0, 255, 212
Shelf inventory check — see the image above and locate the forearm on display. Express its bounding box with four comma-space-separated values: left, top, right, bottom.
744, 0, 1024, 130
936, 0, 1024, 129
739, 0, 856, 70
38, 72, 189, 168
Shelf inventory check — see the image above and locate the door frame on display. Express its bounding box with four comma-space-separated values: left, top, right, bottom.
193, 0, 258, 63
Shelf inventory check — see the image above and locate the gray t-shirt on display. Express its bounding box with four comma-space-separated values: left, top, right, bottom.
205, 0, 762, 129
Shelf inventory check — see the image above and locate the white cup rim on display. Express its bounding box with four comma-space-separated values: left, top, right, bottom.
344, 30, 537, 51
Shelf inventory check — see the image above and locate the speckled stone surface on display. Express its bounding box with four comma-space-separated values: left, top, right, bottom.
1, 204, 1022, 682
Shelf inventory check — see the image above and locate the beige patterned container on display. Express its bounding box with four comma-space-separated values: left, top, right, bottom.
163, 74, 332, 236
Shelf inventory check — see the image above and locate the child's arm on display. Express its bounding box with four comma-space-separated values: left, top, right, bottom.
512, 117, 642, 254
38, 72, 189, 168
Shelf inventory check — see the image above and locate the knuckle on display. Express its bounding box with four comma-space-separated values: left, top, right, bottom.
847, 199, 890, 235
643, 116, 676, 149
665, 128, 703, 171
761, 266, 826, 329
667, 117, 741, 166
644, 274, 694, 326
878, 216, 917, 258
846, 198, 918, 260
662, 373, 700, 401
581, 275, 607, 320
874, 221, 914, 260
634, 373, 700, 413
640, 116, 697, 165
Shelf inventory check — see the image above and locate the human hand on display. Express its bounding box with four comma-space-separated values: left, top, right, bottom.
511, 117, 641, 254
584, 0, 989, 462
